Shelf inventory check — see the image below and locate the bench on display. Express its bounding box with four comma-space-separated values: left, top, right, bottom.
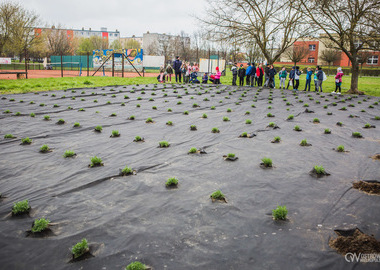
0, 71, 27, 79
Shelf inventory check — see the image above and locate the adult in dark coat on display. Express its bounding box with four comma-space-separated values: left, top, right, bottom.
173, 56, 182, 83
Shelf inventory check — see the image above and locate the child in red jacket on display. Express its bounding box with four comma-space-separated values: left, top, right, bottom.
332, 67, 343, 94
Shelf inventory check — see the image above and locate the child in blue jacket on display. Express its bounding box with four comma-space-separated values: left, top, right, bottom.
304, 67, 313, 91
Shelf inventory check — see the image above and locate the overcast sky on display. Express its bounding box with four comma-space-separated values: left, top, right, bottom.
19, 0, 207, 36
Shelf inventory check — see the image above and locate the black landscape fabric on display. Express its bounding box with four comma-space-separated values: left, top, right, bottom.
0, 83, 379, 270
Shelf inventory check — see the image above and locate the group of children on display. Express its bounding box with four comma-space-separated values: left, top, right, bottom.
232, 63, 344, 94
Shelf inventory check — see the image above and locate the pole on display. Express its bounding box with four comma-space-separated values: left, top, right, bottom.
87, 52, 89, 76
112, 52, 115, 77
143, 67, 145, 77
208, 48, 210, 74
122, 53, 124, 78
60, 54, 63, 77
217, 51, 220, 68
24, 48, 28, 79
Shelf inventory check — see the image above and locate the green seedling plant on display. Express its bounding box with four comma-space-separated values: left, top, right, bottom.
146, 117, 153, 123
261, 157, 273, 167
121, 166, 133, 176
324, 128, 331, 134
30, 113, 35, 117
210, 190, 225, 201
314, 165, 325, 174
364, 123, 371, 128
71, 238, 89, 259
227, 108, 232, 112
241, 132, 248, 137
111, 130, 120, 137
202, 114, 208, 118
21, 137, 32, 144
273, 136, 281, 143
4, 134, 15, 139
90, 156, 103, 167
267, 113, 274, 117
223, 116, 229, 121
190, 125, 197, 131
44, 115, 50, 120
300, 139, 308, 146
12, 200, 30, 215
166, 121, 173, 126
189, 147, 197, 153
63, 150, 75, 158
272, 205, 288, 220
184, 111, 189, 115
126, 261, 146, 270
352, 132, 362, 138
337, 145, 345, 152
159, 141, 170, 148
211, 127, 220, 133
246, 119, 252, 124
57, 119, 65, 124
94, 125, 102, 132
166, 177, 179, 187
31, 218, 50, 233
268, 122, 275, 127
39, 144, 51, 153
313, 118, 320, 123
134, 136, 143, 142
287, 115, 294, 120
73, 122, 80, 127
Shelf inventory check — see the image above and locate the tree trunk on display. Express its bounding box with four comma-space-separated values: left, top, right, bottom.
347, 61, 364, 95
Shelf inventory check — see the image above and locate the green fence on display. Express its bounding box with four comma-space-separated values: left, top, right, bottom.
50, 55, 93, 68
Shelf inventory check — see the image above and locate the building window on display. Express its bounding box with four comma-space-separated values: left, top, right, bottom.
308, 57, 315, 63
309, 44, 316, 51
367, 55, 378, 65
354, 40, 363, 48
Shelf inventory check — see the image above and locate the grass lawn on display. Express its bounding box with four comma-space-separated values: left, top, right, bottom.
1, 72, 379, 96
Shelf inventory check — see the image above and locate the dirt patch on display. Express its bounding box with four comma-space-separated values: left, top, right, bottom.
353, 181, 380, 195
329, 228, 380, 255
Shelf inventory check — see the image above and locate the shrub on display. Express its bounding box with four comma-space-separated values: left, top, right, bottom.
57, 119, 65, 124
94, 125, 102, 132
223, 116, 229, 121
313, 118, 320, 123
126, 261, 145, 270
63, 150, 76, 158
71, 238, 89, 259
272, 205, 288, 220
31, 218, 50, 233
211, 127, 219, 133
90, 156, 103, 167
21, 137, 32, 144
166, 177, 179, 187
121, 166, 133, 175
268, 122, 275, 127
261, 157, 272, 167
190, 125, 197, 130
337, 145, 345, 152
324, 128, 331, 134
352, 132, 362, 138
273, 136, 281, 142
189, 147, 197, 153
159, 141, 169, 148
40, 144, 50, 153
12, 200, 30, 214
111, 130, 120, 137
4, 134, 15, 139
73, 122, 80, 127
314, 165, 325, 174
134, 136, 143, 142
287, 115, 294, 120
245, 119, 252, 124
210, 190, 225, 200
300, 139, 308, 146
146, 117, 153, 123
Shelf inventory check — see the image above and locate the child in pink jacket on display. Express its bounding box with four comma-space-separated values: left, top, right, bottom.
332, 67, 344, 94
214, 67, 221, 84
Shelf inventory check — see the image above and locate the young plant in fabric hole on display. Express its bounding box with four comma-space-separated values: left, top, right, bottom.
272, 205, 288, 220
111, 130, 120, 137
126, 261, 146, 270
159, 141, 170, 148
121, 166, 134, 176
210, 190, 226, 202
166, 177, 179, 187
261, 157, 273, 168
89, 156, 103, 167
12, 200, 30, 215
39, 144, 51, 153
31, 218, 50, 233
189, 147, 197, 153
63, 150, 76, 158
21, 137, 32, 145
71, 238, 89, 259
94, 125, 102, 132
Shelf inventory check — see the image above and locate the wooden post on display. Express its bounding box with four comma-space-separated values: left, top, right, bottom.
112, 52, 115, 77
122, 53, 124, 78
24, 48, 28, 79
208, 48, 210, 74
87, 52, 89, 76
60, 54, 63, 77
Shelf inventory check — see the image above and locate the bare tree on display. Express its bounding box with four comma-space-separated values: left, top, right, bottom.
0, 2, 19, 55
284, 44, 309, 67
200, 0, 308, 64
298, 0, 380, 94
178, 31, 191, 61
90, 36, 108, 50
45, 26, 71, 56
319, 48, 341, 75
158, 34, 173, 65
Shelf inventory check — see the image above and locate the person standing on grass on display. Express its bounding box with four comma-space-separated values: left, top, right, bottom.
264, 64, 270, 87
173, 56, 182, 83
332, 67, 344, 95
238, 64, 246, 86
304, 67, 313, 91
249, 62, 256, 87
166, 64, 173, 82
279, 67, 287, 89
268, 65, 277, 88
256, 63, 264, 87
316, 66, 324, 92
231, 63, 238, 86
246, 63, 252, 86
286, 66, 295, 89
293, 66, 302, 91
313, 67, 319, 92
